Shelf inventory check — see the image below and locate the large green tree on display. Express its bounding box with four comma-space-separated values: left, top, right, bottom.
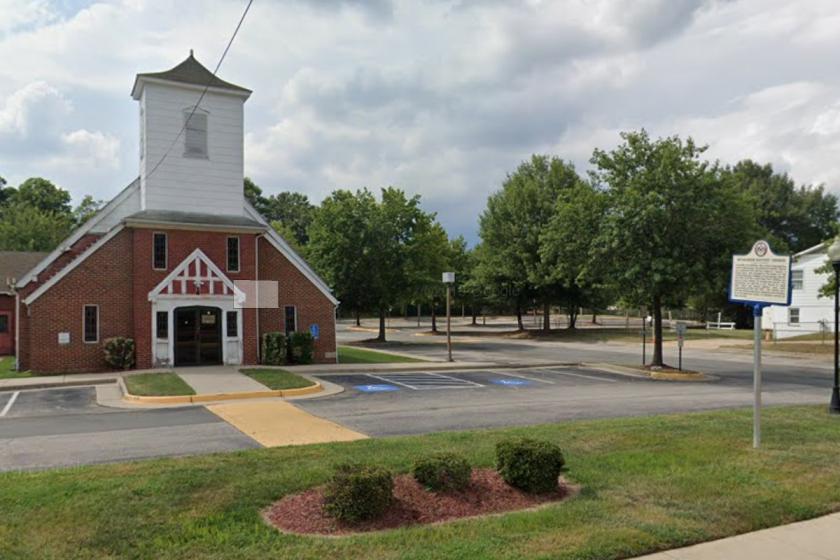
0, 203, 74, 251
723, 160, 839, 253
478, 155, 582, 332
10, 177, 72, 215
262, 191, 317, 247
592, 130, 753, 367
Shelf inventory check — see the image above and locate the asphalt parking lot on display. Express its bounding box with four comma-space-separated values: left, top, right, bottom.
0, 386, 258, 472
301, 364, 827, 436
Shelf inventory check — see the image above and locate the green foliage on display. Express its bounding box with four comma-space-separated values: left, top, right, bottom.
412, 452, 471, 492
308, 187, 441, 341
11, 177, 72, 214
73, 195, 104, 225
495, 437, 565, 494
0, 203, 74, 251
323, 463, 394, 523
261, 332, 287, 366
102, 337, 135, 370
287, 331, 314, 365
263, 191, 317, 246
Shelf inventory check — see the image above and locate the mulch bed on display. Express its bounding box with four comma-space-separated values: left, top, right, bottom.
264, 468, 576, 535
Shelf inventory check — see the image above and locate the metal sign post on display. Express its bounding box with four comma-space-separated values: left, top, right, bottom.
442, 272, 455, 362
675, 322, 687, 371
729, 240, 791, 449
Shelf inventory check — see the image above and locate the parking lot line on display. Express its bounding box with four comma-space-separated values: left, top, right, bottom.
0, 391, 20, 417
500, 370, 555, 384
541, 368, 618, 383
366, 372, 483, 390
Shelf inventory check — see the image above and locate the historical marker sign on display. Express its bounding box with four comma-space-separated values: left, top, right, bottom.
730, 240, 791, 306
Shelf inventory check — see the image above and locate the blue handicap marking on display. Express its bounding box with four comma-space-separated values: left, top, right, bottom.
491, 378, 531, 387
309, 324, 320, 340
354, 384, 400, 393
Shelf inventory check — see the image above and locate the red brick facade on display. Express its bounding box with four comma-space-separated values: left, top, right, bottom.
17, 226, 336, 373
0, 294, 15, 355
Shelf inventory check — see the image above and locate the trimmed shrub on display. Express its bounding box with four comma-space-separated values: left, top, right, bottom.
261, 332, 287, 365
495, 438, 565, 493
287, 331, 314, 364
412, 452, 471, 492
103, 337, 135, 370
323, 463, 394, 523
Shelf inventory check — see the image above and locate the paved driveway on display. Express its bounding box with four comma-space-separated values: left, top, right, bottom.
0, 386, 258, 472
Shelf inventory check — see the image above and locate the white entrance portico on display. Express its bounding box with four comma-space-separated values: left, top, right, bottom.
148, 249, 245, 367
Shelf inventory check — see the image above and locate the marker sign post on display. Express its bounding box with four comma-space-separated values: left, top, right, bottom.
729, 240, 791, 449
675, 322, 687, 371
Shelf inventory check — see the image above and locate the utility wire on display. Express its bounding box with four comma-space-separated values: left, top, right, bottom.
144, 0, 254, 181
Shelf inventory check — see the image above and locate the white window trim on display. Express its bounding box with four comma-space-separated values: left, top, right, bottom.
285, 305, 298, 333
791, 270, 804, 290
153, 232, 168, 271
83, 305, 99, 344
226, 310, 239, 339
788, 307, 800, 325
227, 236, 240, 273
156, 310, 168, 340
183, 107, 209, 159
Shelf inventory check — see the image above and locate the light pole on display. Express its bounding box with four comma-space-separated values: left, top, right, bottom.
828, 237, 840, 414
442, 272, 455, 362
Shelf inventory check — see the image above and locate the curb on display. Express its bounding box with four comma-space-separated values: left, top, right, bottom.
582, 362, 715, 382
290, 361, 579, 375
119, 376, 323, 404
0, 377, 118, 392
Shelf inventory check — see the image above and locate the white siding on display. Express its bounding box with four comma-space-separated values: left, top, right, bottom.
763, 249, 834, 338
139, 82, 245, 216
89, 185, 141, 234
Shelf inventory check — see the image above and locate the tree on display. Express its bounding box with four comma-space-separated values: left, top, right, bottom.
479, 155, 582, 332
539, 180, 608, 329
0, 203, 74, 251
592, 130, 753, 367
408, 222, 450, 332
723, 160, 839, 253
244, 177, 268, 215
10, 177, 72, 215
0, 175, 12, 207
73, 195, 104, 226
263, 191, 317, 247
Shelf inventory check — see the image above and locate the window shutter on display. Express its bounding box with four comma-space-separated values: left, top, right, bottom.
184, 111, 208, 157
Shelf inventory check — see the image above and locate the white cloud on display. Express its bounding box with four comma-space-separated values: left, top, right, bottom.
1, 0, 840, 241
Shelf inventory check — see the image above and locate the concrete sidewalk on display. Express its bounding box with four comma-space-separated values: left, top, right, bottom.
174, 366, 267, 394
635, 513, 840, 559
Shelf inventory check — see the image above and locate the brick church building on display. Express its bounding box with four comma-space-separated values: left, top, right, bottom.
13, 53, 338, 373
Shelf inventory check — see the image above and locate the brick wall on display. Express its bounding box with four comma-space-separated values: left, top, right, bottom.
131, 228, 259, 369
19, 230, 134, 373
0, 294, 14, 355
258, 237, 337, 363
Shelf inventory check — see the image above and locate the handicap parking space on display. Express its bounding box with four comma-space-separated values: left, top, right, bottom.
0, 387, 108, 419
318, 366, 624, 396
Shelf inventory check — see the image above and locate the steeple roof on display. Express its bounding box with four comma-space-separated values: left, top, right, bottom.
131, 51, 251, 99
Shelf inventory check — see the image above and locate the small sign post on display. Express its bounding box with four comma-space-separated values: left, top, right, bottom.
675, 322, 687, 371
442, 272, 455, 362
729, 240, 791, 449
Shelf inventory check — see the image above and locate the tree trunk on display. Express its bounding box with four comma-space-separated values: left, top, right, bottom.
355, 309, 361, 327
591, 310, 597, 324
516, 303, 524, 330
651, 294, 664, 367
471, 305, 477, 326
431, 300, 438, 332
542, 300, 551, 332
417, 303, 421, 327
568, 306, 578, 329
377, 307, 387, 342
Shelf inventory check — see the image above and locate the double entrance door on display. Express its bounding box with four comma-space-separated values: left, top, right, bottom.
174, 306, 222, 367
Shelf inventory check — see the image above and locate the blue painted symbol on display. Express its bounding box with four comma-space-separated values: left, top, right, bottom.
491, 379, 531, 387
354, 384, 399, 393
309, 324, 320, 340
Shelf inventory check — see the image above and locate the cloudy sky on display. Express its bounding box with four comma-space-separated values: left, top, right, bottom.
1, 0, 839, 242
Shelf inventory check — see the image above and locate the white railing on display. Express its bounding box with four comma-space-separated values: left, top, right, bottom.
706, 312, 735, 330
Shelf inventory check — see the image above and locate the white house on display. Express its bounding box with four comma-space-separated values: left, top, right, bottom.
763, 243, 834, 339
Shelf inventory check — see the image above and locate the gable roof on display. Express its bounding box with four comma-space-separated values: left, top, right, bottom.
0, 251, 49, 294
148, 248, 245, 303
794, 242, 827, 260
132, 52, 251, 99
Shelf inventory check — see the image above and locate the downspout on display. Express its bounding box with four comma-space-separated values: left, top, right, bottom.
255, 233, 262, 364
14, 291, 20, 371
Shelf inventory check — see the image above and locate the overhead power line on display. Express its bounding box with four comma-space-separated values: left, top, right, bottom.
144, 0, 254, 181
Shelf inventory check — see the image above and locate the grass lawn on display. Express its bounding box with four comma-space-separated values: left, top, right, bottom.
240, 368, 315, 390
338, 345, 425, 363
123, 372, 195, 396
3, 406, 840, 559
0, 356, 31, 379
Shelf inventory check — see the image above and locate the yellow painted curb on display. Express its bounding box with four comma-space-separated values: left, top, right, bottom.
121, 378, 322, 404
649, 371, 706, 381
208, 400, 367, 447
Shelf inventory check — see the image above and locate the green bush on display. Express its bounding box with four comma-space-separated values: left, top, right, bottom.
323, 463, 394, 523
287, 331, 314, 364
412, 452, 471, 492
103, 337, 135, 370
261, 332, 287, 365
495, 438, 565, 493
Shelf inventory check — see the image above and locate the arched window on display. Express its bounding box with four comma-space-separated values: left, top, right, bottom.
183, 108, 208, 158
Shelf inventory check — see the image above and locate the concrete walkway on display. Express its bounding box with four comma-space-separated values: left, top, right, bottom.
635, 513, 840, 559
173, 366, 267, 394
